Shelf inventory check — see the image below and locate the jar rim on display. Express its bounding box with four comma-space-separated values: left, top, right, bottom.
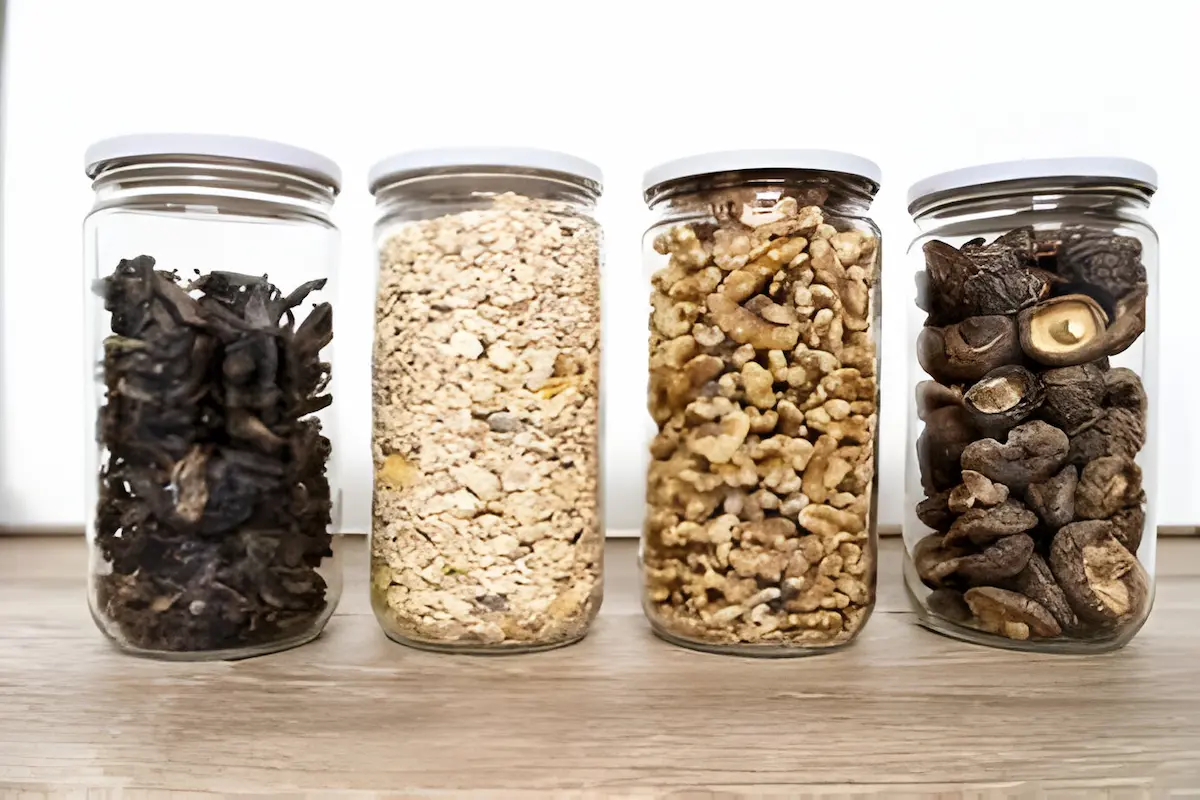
908, 157, 1157, 214
642, 149, 882, 198
368, 147, 604, 195
85, 133, 342, 192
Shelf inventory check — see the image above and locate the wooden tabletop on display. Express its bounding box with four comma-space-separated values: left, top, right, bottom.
3, 534, 1200, 798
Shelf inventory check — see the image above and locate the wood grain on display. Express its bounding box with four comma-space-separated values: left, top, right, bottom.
2, 535, 1200, 798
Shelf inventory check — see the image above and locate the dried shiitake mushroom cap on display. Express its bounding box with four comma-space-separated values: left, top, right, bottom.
1040, 364, 1106, 435
948, 469, 1009, 514
1023, 464, 1078, 530
926, 588, 972, 623
1104, 367, 1147, 415
1075, 456, 1143, 520
1050, 521, 1149, 627
913, 532, 967, 588
1018, 294, 1109, 367
1102, 284, 1148, 358
954, 533, 1035, 585
916, 489, 955, 531
1067, 407, 1146, 465
944, 498, 1038, 546
1058, 226, 1147, 297
1110, 505, 1147, 554
963, 365, 1044, 434
917, 405, 977, 492
916, 380, 963, 422
964, 586, 1062, 640
1008, 552, 1080, 634
918, 315, 1022, 384
960, 420, 1070, 491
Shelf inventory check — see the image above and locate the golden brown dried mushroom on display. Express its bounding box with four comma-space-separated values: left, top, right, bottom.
963, 365, 1044, 434
959, 420, 1069, 491
947, 469, 1009, 514
913, 533, 967, 588
964, 586, 1062, 640
1050, 521, 1149, 628
1075, 456, 1143, 520
1018, 294, 1109, 367
917, 316, 1022, 384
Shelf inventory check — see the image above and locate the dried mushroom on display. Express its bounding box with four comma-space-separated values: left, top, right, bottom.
1075, 456, 1143, 520
964, 586, 1062, 640
916, 490, 954, 531
916, 405, 977, 492
1007, 552, 1080, 634
926, 588, 972, 623
944, 499, 1038, 546
1050, 521, 1149, 628
1068, 408, 1146, 465
916, 380, 963, 421
1102, 285, 1148, 358
1023, 464, 1078, 530
917, 315, 1022, 384
913, 532, 967, 588
1109, 505, 1146, 554
960, 420, 1069, 491
1039, 364, 1105, 435
948, 470, 1009, 514
920, 238, 1046, 323
953, 533, 1034, 585
1018, 294, 1109, 367
1104, 367, 1147, 414
1058, 226, 1147, 296
963, 366, 1043, 434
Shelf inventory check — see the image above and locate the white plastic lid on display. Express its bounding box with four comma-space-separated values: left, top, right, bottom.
85, 133, 342, 191
908, 157, 1157, 212
643, 149, 882, 197
368, 147, 603, 194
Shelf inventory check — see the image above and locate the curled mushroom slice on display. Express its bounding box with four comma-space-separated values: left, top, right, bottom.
1018, 294, 1109, 367
1050, 520, 1149, 628
918, 315, 1022, 384
944, 499, 1037, 547
954, 533, 1035, 585
963, 365, 1044, 434
913, 533, 968, 588
1008, 552, 1080, 634
964, 586, 1062, 640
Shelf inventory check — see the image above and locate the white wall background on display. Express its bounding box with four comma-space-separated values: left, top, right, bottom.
2, 0, 1197, 532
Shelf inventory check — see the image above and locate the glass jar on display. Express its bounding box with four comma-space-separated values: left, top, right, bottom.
904, 158, 1158, 652
640, 151, 883, 655
368, 148, 604, 653
83, 134, 343, 660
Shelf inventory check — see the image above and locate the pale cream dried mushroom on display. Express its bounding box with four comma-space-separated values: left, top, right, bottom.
1018, 294, 1109, 367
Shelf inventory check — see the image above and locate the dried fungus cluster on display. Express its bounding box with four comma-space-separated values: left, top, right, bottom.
913, 226, 1151, 641
371, 194, 602, 649
643, 195, 880, 648
94, 255, 335, 653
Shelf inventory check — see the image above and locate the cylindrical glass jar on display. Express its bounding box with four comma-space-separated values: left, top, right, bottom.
83, 134, 343, 660
640, 151, 883, 655
904, 158, 1158, 652
368, 148, 604, 653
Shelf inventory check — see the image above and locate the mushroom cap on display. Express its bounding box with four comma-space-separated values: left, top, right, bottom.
963, 365, 1044, 433
1049, 520, 1149, 627
954, 532, 1035, 585
1018, 294, 1109, 366
1008, 552, 1080, 634
965, 586, 1062, 640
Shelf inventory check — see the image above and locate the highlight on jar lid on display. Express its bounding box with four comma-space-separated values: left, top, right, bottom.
367, 146, 604, 194
84, 133, 342, 192
907, 157, 1158, 213
642, 149, 883, 199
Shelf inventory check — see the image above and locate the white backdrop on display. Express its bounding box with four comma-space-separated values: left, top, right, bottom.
2, 0, 1197, 533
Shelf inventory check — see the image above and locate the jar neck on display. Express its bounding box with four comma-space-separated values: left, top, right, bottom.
90, 156, 338, 225
911, 179, 1153, 232
373, 168, 600, 222
645, 169, 877, 218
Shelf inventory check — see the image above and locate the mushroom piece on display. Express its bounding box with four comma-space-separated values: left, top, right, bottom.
919, 237, 1047, 323
1050, 521, 1149, 628
1018, 294, 1109, 367
1007, 552, 1080, 634
1110, 505, 1146, 554
960, 420, 1070, 491
1068, 408, 1146, 465
1104, 367, 1147, 415
963, 365, 1044, 434
916, 405, 977, 492
948, 469, 1009, 514
926, 588, 972, 623
1039, 364, 1106, 435
1101, 284, 1148, 358
944, 498, 1038, 547
1057, 226, 1147, 297
1075, 456, 1143, 520
913, 533, 968, 588
1023, 464, 1078, 530
916, 489, 955, 532
964, 586, 1062, 640
953, 533, 1035, 585
917, 315, 1023, 384
915, 380, 963, 421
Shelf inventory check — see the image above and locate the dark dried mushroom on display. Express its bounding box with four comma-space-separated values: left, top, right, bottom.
964, 586, 1062, 640
1075, 456, 1143, 520
917, 405, 977, 492
1104, 367, 1147, 415
1102, 284, 1148, 358
1110, 505, 1147, 554
927, 588, 972, 623
954, 533, 1035, 585
919, 241, 973, 325
913, 533, 968, 588
920, 237, 1047, 322
1018, 294, 1109, 367
1008, 552, 1080, 634
948, 469, 1009, 514
944, 498, 1038, 547
1023, 464, 1078, 530
960, 420, 1069, 490
916, 490, 954, 531
1039, 364, 1106, 435
1050, 521, 1149, 628
963, 365, 1044, 434
1058, 226, 1147, 297
990, 226, 1038, 262
916, 380, 963, 421
917, 315, 1022, 384
1068, 408, 1146, 465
